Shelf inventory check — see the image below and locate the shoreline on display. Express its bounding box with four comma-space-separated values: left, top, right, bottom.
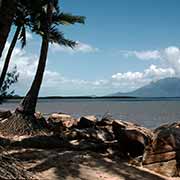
1, 99, 180, 129
3, 96, 180, 101
0, 110, 180, 179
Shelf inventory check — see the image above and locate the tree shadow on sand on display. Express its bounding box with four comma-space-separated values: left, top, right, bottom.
6, 135, 167, 180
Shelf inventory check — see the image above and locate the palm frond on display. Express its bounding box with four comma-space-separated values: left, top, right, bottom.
18, 25, 26, 49
52, 0, 60, 13
49, 27, 76, 48
52, 13, 85, 25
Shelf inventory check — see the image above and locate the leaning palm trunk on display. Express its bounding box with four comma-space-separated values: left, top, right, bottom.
0, 25, 21, 89
0, 1, 84, 136
0, 2, 52, 135
16, 2, 53, 116
0, 0, 16, 58
0, 39, 49, 135
16, 37, 49, 115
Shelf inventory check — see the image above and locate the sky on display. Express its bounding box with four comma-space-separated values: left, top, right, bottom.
2, 0, 180, 96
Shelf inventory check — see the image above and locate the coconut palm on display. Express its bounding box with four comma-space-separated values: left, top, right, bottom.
0, 0, 53, 90
0, 0, 85, 135
0, 3, 30, 89
0, 0, 17, 58
16, 0, 85, 115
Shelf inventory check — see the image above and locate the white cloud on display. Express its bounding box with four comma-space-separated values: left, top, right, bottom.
1, 43, 99, 95
122, 50, 161, 60
1, 42, 180, 96
121, 47, 180, 73
51, 41, 99, 54
112, 65, 174, 81
144, 65, 175, 79
108, 65, 176, 92
112, 72, 143, 81
26, 32, 33, 40
161, 46, 180, 74
0, 42, 38, 92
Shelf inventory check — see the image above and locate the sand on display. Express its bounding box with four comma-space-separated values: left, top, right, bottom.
3, 148, 178, 180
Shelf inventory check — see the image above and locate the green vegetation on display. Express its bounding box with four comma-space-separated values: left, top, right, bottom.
0, 66, 19, 103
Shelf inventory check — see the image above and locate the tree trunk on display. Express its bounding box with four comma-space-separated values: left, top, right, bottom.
0, 0, 16, 58
16, 37, 49, 115
0, 25, 21, 89
16, 1, 53, 116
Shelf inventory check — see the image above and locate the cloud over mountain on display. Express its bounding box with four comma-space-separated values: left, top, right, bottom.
1, 40, 180, 96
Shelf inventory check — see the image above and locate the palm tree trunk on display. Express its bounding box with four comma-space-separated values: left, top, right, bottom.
16, 1, 53, 116
0, 25, 21, 89
16, 37, 49, 115
0, 0, 16, 58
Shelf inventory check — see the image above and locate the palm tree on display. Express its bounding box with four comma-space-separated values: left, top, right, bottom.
0, 0, 52, 90
16, 0, 85, 115
0, 0, 16, 58
0, 0, 53, 89
0, 0, 85, 135
0, 3, 29, 89
0, 2, 29, 89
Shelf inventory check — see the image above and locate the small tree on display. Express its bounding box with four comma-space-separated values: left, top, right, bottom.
0, 66, 19, 102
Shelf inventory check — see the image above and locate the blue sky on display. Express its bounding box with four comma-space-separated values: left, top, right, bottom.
2, 0, 180, 96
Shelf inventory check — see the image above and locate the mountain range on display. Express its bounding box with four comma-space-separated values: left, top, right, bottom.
111, 77, 180, 97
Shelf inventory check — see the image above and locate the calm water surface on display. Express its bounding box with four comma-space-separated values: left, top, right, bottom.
1, 98, 180, 128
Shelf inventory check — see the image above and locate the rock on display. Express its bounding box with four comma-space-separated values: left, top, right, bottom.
47, 113, 76, 132
34, 112, 49, 129
96, 116, 115, 141
154, 121, 180, 132
34, 112, 43, 119
112, 120, 153, 158
142, 122, 180, 177
96, 116, 114, 126
64, 126, 114, 143
151, 124, 180, 154
63, 130, 79, 140
48, 113, 73, 123
65, 128, 103, 141
75, 115, 97, 129
69, 139, 108, 152
68, 128, 94, 140
96, 127, 115, 142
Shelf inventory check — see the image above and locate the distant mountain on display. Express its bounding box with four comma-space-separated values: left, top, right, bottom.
111, 77, 180, 97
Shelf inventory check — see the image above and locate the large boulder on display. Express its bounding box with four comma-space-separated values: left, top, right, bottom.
143, 122, 180, 177
75, 115, 97, 129
64, 126, 114, 143
70, 115, 115, 143
112, 120, 153, 158
47, 113, 76, 133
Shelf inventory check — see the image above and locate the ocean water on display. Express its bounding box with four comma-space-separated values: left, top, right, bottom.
1, 98, 180, 129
